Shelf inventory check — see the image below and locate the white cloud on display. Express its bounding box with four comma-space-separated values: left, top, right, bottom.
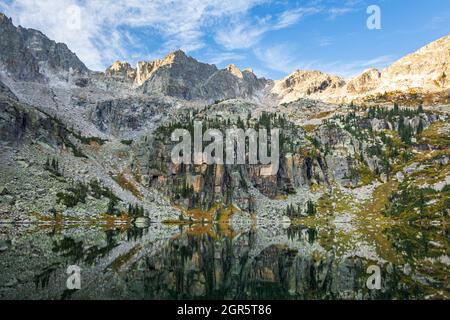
205, 52, 246, 66
1, 0, 266, 70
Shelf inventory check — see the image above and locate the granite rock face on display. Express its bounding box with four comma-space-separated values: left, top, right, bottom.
89, 96, 173, 135
128, 102, 329, 212
140, 50, 218, 100
202, 64, 267, 102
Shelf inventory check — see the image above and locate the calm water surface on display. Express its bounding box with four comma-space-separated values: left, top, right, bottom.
0, 220, 448, 300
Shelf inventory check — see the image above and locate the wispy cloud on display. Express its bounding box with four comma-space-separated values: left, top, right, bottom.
323, 55, 397, 78
254, 44, 316, 74
215, 7, 320, 50
215, 21, 266, 50
255, 43, 396, 79
274, 7, 321, 29
426, 11, 450, 30
318, 37, 333, 47
327, 7, 355, 20
205, 52, 246, 65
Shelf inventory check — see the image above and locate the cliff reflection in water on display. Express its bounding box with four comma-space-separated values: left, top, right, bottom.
0, 221, 448, 300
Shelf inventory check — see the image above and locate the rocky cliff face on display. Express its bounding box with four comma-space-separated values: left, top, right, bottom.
0, 13, 88, 82
202, 64, 267, 101
0, 91, 68, 146
89, 96, 176, 136
128, 102, 330, 213
140, 50, 217, 100
125, 98, 442, 215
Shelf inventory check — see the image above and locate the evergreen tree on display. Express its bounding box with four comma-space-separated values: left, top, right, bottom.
306, 201, 316, 216
107, 197, 118, 215
418, 105, 424, 113
416, 120, 424, 135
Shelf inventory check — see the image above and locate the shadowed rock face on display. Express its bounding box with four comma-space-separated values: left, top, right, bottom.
202, 65, 267, 102
0, 13, 88, 81
0, 96, 69, 147
0, 14, 42, 81
0, 80, 17, 101
89, 96, 173, 135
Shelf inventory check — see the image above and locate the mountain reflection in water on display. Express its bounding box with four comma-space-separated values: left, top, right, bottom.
0, 220, 448, 300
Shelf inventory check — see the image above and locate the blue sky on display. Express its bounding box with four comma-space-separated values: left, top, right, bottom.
1, 0, 449, 79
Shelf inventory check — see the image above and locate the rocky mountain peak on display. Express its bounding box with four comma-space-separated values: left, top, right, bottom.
225, 64, 243, 78
0, 13, 88, 81
105, 61, 136, 81
271, 69, 345, 103
162, 49, 190, 65
114, 51, 206, 86
0, 12, 11, 23
345, 68, 381, 94
108, 60, 133, 71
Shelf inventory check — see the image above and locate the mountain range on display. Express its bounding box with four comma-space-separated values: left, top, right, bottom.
1, 12, 449, 106
0, 11, 449, 226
